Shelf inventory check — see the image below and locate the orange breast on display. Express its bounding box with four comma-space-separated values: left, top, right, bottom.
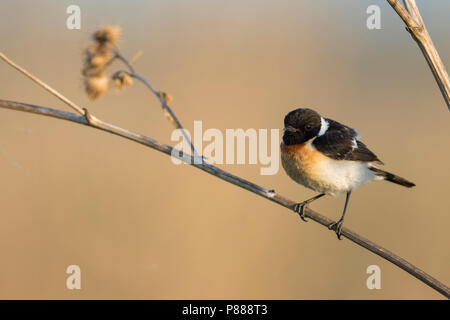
280, 140, 327, 187
281, 141, 322, 167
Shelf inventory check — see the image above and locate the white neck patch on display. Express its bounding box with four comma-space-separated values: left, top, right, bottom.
318, 117, 329, 137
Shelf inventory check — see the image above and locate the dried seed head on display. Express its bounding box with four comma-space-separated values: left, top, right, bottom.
158, 91, 173, 104
112, 71, 133, 89
81, 25, 126, 100
93, 26, 122, 46
89, 54, 109, 68
85, 74, 109, 100
87, 43, 111, 57
86, 44, 113, 64
82, 45, 113, 78
82, 66, 103, 77
163, 109, 177, 128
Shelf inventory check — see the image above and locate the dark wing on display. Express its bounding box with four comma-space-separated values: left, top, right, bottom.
313, 119, 383, 164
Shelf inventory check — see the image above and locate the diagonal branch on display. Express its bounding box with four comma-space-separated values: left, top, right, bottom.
387, 0, 450, 110
1, 98, 449, 299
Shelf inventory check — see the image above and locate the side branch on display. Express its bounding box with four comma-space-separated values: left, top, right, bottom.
1, 99, 449, 298
113, 51, 198, 157
0, 53, 86, 115
387, 0, 450, 109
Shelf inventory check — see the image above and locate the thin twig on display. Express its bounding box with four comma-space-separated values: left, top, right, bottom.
129, 50, 143, 65
387, 0, 450, 110
113, 51, 199, 158
0, 98, 449, 299
0, 52, 86, 115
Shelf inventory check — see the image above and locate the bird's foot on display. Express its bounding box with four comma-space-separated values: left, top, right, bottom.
328, 220, 344, 240
293, 202, 309, 222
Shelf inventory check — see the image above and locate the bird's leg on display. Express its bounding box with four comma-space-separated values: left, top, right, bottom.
328, 191, 352, 240
293, 193, 325, 222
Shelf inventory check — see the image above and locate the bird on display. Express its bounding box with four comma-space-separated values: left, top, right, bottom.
280, 108, 415, 239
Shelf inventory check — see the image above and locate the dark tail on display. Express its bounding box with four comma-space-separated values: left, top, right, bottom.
369, 167, 415, 188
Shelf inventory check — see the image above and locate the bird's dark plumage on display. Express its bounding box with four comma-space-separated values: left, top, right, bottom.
313, 119, 383, 164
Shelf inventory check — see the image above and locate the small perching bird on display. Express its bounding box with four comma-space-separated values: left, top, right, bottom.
280, 108, 415, 239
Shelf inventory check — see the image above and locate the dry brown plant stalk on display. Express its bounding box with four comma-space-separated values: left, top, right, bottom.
387, 0, 450, 110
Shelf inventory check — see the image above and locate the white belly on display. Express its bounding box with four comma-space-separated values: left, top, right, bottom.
281, 141, 377, 197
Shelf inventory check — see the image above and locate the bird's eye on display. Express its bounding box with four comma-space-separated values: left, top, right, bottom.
305, 124, 312, 131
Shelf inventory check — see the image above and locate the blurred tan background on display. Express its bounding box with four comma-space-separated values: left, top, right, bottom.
0, 0, 449, 299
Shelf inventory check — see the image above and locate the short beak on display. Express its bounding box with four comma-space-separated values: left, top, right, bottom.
284, 126, 297, 133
